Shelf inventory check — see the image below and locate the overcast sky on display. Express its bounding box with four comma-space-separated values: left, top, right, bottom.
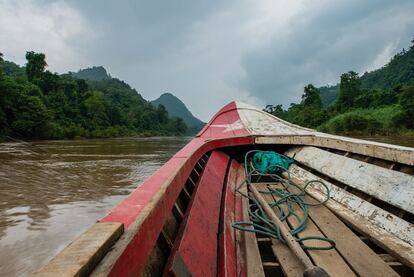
1, 0, 413, 120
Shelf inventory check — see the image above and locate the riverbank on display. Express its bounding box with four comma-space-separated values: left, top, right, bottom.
0, 131, 192, 143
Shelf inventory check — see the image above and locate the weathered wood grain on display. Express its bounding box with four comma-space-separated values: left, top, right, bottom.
33, 222, 123, 277
283, 173, 400, 276
240, 184, 266, 277
285, 146, 414, 213
282, 168, 414, 270
265, 183, 356, 277
255, 183, 306, 277
235, 102, 414, 165
287, 164, 414, 246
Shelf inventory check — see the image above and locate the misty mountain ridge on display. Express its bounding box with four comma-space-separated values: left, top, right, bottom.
151, 93, 205, 133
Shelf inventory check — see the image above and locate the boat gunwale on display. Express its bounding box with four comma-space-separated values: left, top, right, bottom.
91, 136, 254, 276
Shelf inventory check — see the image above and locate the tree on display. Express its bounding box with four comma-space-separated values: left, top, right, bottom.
25, 51, 47, 81
156, 104, 169, 124
11, 94, 50, 137
0, 52, 3, 75
398, 85, 414, 128
336, 71, 361, 110
302, 84, 322, 108
84, 91, 109, 127
168, 117, 187, 135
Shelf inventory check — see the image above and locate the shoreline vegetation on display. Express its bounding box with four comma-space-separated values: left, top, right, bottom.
264, 39, 414, 138
1, 40, 413, 143
0, 51, 188, 142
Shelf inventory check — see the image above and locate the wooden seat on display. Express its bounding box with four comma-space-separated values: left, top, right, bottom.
239, 157, 403, 277
285, 146, 414, 214
284, 146, 414, 269
285, 172, 402, 276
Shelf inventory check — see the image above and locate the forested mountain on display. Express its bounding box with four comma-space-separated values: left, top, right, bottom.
318, 43, 414, 106
0, 51, 187, 140
151, 93, 205, 134
265, 39, 414, 136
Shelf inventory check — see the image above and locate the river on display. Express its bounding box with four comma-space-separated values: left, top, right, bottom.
0, 137, 190, 276
350, 135, 414, 148
0, 135, 413, 276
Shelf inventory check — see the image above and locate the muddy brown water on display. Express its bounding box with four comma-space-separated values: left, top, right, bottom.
0, 135, 413, 276
0, 137, 190, 276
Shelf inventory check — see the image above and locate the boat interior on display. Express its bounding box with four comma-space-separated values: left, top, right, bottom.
139, 143, 414, 277
34, 102, 414, 277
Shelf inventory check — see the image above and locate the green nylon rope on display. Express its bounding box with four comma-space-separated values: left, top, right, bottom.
232, 150, 335, 251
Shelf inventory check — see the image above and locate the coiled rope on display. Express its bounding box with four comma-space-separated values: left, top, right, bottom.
232, 150, 335, 251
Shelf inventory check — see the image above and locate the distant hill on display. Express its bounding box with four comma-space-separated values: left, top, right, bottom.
151, 93, 205, 133
319, 84, 339, 106
70, 66, 199, 134
318, 43, 414, 106
72, 66, 111, 81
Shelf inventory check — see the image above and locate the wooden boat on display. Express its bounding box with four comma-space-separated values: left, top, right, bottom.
35, 101, 414, 277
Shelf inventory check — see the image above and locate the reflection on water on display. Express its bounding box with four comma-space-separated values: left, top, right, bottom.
0, 137, 189, 276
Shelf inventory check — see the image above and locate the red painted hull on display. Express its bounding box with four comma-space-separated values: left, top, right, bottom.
98, 102, 254, 276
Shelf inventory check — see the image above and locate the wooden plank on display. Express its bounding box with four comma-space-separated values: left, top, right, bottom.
283, 173, 400, 276
34, 222, 123, 277
253, 133, 414, 166
379, 254, 397, 263
284, 167, 414, 269
240, 187, 266, 276
287, 164, 414, 246
265, 183, 356, 277
234, 166, 247, 276
255, 183, 305, 277
285, 146, 414, 213
236, 171, 265, 277
262, 262, 280, 267
166, 151, 229, 276
218, 159, 239, 277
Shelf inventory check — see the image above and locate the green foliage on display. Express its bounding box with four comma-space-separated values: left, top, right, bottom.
360, 43, 414, 89
0, 51, 188, 140
318, 106, 402, 135
264, 104, 285, 118
72, 66, 111, 81
25, 51, 47, 81
265, 40, 414, 136
302, 84, 322, 108
318, 84, 339, 106
336, 71, 361, 111
267, 84, 326, 128
318, 40, 414, 106
396, 85, 414, 128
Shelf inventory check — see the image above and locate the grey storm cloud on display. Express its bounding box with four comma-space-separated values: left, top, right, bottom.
1, 0, 413, 120
240, 0, 414, 106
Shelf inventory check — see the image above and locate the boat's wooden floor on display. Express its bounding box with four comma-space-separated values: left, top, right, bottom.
237, 168, 408, 276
